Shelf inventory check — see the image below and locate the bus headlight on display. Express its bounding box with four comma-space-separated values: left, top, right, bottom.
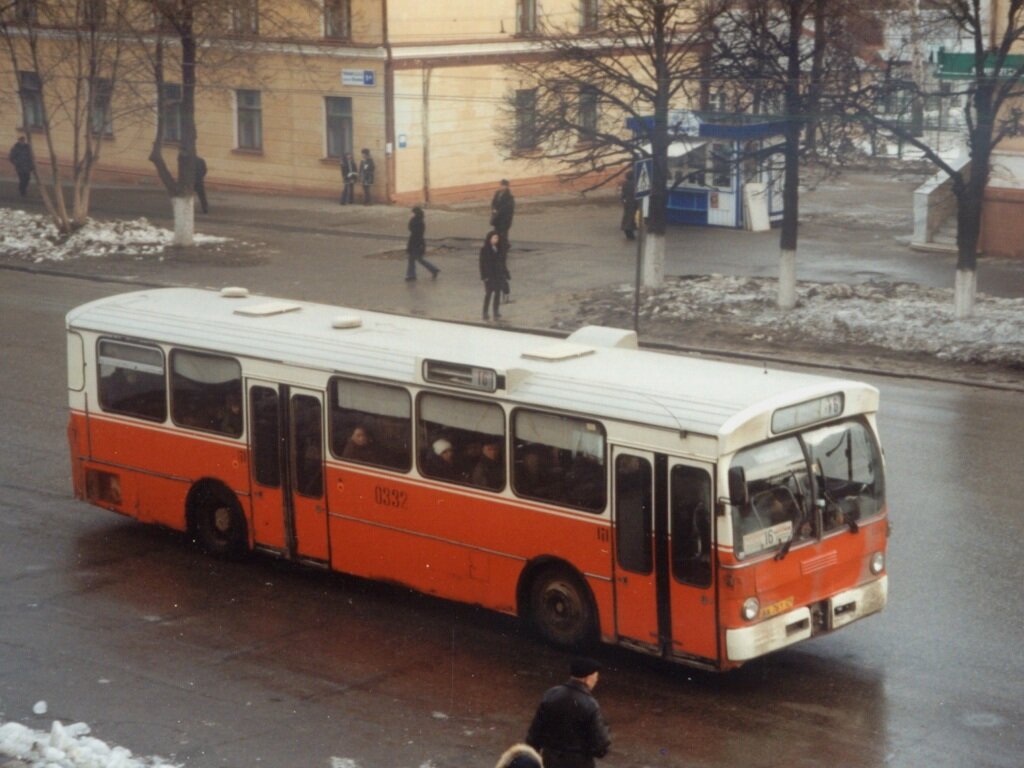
742, 597, 760, 622
869, 551, 885, 575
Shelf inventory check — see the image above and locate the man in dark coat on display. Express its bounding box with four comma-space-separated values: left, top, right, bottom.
194, 155, 209, 213
490, 178, 515, 242
620, 169, 637, 240
8, 136, 34, 197
359, 148, 375, 205
340, 152, 357, 204
526, 658, 611, 768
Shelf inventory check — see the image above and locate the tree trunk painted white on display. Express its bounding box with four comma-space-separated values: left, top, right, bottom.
171, 196, 195, 246
641, 232, 665, 288
954, 268, 976, 319
778, 248, 797, 309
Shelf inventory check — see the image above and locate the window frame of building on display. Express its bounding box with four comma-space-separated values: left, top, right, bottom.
325, 96, 353, 159
18, 71, 44, 131
516, 0, 537, 35
580, 0, 599, 32
230, 0, 259, 35
161, 83, 183, 143
515, 88, 538, 151
84, 0, 107, 26
14, 0, 37, 24
578, 86, 598, 138
90, 77, 113, 137
235, 89, 263, 151
324, 0, 351, 40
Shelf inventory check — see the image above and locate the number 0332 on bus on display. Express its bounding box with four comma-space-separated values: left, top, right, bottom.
66, 288, 889, 671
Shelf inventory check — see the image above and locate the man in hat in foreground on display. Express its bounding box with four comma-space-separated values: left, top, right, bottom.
526, 657, 611, 768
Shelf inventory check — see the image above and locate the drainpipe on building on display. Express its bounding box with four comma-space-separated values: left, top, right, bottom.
423, 67, 432, 204
383, 0, 395, 204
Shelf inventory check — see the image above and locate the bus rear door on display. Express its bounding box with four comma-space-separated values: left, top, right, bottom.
612, 449, 718, 663
247, 381, 330, 562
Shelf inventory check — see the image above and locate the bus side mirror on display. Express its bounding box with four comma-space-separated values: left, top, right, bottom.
728, 466, 748, 507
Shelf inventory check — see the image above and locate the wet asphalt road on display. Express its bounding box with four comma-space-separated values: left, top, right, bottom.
0, 271, 1021, 768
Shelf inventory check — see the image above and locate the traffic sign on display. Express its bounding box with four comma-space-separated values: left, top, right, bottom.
634, 158, 652, 199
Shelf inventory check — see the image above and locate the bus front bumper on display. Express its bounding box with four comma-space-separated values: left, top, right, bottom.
726, 576, 888, 663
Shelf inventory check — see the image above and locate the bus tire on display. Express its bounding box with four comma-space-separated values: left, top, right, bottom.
191, 484, 247, 558
528, 566, 597, 649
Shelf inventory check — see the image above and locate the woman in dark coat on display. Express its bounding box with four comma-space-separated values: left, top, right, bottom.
479, 230, 509, 320
405, 206, 440, 281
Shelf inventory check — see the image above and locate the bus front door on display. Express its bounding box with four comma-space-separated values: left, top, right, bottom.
612, 449, 718, 663
246, 382, 329, 562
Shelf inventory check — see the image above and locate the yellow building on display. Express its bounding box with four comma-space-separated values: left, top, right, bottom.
1, 0, 606, 204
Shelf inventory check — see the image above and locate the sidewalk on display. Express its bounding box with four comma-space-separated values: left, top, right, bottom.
2, 171, 1022, 387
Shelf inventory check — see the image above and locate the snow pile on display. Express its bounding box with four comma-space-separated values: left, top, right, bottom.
600, 275, 1023, 366
0, 209, 227, 263
0, 720, 179, 768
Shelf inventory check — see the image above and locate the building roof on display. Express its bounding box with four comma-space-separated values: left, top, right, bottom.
67, 288, 878, 452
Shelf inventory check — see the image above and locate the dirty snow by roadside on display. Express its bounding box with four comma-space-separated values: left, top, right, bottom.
0, 209, 226, 263
589, 275, 1024, 366
0, 720, 179, 768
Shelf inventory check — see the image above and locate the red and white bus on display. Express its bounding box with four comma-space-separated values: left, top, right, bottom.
66, 287, 888, 670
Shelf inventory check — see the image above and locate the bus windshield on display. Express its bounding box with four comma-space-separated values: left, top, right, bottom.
730, 419, 884, 559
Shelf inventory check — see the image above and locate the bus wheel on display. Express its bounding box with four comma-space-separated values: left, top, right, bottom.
192, 486, 247, 558
529, 567, 596, 649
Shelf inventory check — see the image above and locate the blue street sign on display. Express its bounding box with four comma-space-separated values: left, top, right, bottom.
634, 158, 652, 199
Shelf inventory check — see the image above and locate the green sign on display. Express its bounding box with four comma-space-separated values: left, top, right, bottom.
937, 51, 1024, 80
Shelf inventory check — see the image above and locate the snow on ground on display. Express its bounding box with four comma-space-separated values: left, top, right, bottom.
0, 719, 179, 768
0, 209, 226, 263
599, 275, 1024, 366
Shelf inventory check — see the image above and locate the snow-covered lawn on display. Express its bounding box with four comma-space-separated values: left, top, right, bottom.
576, 275, 1024, 367
0, 209, 226, 263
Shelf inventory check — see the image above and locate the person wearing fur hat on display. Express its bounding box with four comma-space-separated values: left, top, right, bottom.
494, 743, 543, 768
526, 658, 610, 768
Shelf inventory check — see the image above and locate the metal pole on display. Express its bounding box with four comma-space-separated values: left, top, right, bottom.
633, 202, 644, 332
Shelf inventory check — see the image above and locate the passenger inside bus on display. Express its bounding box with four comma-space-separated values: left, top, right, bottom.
471, 438, 505, 490
515, 444, 565, 501
341, 424, 379, 464
423, 438, 461, 481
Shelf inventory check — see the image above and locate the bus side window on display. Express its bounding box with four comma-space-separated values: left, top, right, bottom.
512, 409, 606, 513
169, 350, 242, 437
417, 392, 505, 491
671, 465, 712, 587
250, 386, 281, 487
329, 377, 412, 472
97, 340, 167, 422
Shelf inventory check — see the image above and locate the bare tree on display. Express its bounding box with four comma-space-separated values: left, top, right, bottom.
141, 0, 321, 245
710, 0, 868, 308
498, 0, 727, 287
1, 0, 144, 232
852, 0, 1024, 318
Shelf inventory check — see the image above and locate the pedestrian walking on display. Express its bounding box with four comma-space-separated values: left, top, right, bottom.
194, 154, 209, 213
495, 743, 543, 768
405, 206, 440, 281
526, 658, 610, 768
359, 148, 375, 205
8, 136, 34, 197
490, 179, 515, 302
479, 230, 509, 321
340, 151, 357, 204
620, 169, 637, 240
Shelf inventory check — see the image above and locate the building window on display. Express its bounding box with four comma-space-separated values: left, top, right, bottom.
161, 83, 182, 143
14, 0, 37, 23
325, 96, 352, 158
515, 88, 538, 150
579, 87, 598, 137
18, 71, 44, 130
90, 78, 113, 136
236, 89, 262, 150
231, 0, 258, 35
516, 0, 536, 34
581, 0, 599, 31
324, 0, 350, 39
84, 0, 106, 25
